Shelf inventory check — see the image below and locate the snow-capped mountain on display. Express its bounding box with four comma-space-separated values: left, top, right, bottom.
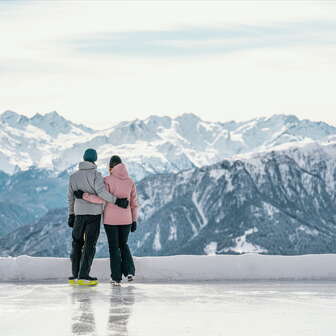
130, 141, 336, 256
1, 110, 336, 181
0, 110, 93, 135
2, 140, 336, 257
0, 110, 94, 174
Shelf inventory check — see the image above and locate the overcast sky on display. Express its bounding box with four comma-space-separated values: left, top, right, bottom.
1, 0, 336, 129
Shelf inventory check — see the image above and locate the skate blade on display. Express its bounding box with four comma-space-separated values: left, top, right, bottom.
77, 279, 98, 286
68, 279, 77, 285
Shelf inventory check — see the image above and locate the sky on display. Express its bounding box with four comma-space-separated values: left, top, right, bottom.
0, 0, 336, 129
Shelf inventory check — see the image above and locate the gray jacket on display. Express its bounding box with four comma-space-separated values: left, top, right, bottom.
68, 161, 116, 215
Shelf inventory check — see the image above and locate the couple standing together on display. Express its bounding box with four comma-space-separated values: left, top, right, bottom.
67, 148, 138, 286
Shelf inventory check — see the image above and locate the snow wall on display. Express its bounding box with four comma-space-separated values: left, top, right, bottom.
1, 254, 336, 281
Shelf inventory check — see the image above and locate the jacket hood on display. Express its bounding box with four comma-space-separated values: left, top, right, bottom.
111, 163, 129, 180
79, 161, 97, 170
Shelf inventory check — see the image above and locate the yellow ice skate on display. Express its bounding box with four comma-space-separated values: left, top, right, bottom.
77, 277, 98, 286
68, 277, 77, 285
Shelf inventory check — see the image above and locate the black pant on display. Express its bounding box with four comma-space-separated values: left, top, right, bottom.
71, 215, 101, 279
104, 224, 135, 282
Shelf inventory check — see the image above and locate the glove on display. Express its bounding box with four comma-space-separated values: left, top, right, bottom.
68, 214, 75, 228
74, 190, 84, 199
115, 198, 129, 209
131, 221, 137, 233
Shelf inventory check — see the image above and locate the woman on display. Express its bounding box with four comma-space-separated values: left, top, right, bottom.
76, 155, 138, 286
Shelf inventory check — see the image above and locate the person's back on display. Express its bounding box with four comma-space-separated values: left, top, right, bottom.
82, 156, 138, 285
68, 161, 105, 216
83, 162, 138, 225
103, 163, 137, 225
68, 148, 123, 286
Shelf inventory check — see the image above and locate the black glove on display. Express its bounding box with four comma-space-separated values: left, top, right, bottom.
74, 190, 84, 199
68, 214, 75, 228
131, 221, 137, 232
115, 198, 129, 209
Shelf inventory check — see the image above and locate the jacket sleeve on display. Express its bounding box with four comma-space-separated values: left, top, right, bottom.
93, 172, 117, 204
83, 192, 105, 204
130, 183, 138, 221
68, 178, 75, 215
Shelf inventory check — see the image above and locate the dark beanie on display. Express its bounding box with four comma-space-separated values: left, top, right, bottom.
109, 155, 122, 168
83, 148, 98, 163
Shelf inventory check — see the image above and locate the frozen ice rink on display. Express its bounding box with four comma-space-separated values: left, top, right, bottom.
1, 281, 336, 336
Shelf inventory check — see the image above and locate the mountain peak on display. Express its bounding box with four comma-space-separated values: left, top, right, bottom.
176, 113, 201, 123
1, 110, 19, 118
0, 110, 94, 138
0, 110, 29, 127
264, 114, 299, 124
29, 111, 81, 136
31, 111, 64, 122
1, 110, 22, 120
45, 111, 64, 119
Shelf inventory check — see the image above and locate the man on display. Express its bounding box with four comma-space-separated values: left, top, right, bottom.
68, 148, 129, 285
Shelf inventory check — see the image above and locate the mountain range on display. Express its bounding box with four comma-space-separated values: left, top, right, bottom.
1, 111, 336, 257
1, 138, 336, 257
1, 110, 336, 181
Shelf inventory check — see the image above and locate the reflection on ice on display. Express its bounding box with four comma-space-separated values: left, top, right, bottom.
70, 286, 135, 336
106, 287, 135, 336
1, 281, 336, 336
71, 288, 97, 335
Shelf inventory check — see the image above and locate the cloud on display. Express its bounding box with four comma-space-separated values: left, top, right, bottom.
0, 0, 336, 128
71, 21, 336, 57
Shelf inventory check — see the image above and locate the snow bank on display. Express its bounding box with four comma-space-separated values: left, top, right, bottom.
1, 254, 336, 281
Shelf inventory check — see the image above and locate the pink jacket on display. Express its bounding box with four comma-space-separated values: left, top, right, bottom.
83, 163, 138, 225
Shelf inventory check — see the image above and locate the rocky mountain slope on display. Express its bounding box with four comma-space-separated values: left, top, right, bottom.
0, 209, 70, 257
0, 202, 35, 237
1, 110, 336, 181
1, 140, 336, 257
0, 167, 69, 218
130, 141, 336, 256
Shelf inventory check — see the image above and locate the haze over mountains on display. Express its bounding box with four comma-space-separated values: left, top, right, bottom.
0, 110, 336, 257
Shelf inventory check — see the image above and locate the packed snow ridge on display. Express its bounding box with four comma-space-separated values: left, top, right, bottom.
2, 254, 336, 281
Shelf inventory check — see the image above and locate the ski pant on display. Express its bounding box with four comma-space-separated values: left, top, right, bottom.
104, 224, 135, 282
71, 214, 101, 279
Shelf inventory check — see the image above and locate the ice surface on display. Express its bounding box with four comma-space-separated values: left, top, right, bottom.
1, 281, 336, 336
2, 254, 336, 282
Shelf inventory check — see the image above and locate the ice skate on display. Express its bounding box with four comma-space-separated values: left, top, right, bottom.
78, 276, 98, 286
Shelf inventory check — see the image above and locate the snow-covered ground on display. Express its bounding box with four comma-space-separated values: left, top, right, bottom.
1, 281, 336, 336
2, 254, 336, 281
